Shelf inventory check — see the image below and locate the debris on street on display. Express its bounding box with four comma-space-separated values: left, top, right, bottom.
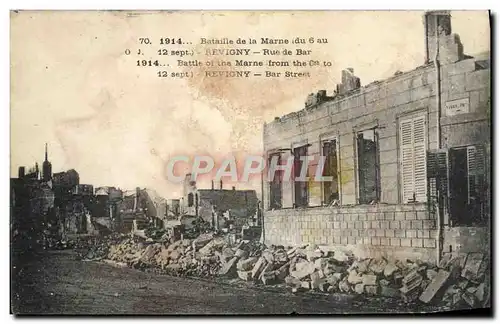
62, 228, 489, 310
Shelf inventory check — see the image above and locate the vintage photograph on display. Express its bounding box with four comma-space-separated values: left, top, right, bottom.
10, 10, 491, 315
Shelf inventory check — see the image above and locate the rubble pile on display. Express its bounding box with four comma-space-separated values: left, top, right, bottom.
74, 233, 125, 261
102, 232, 489, 308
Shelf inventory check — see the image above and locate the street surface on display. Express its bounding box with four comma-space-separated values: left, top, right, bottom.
12, 250, 444, 315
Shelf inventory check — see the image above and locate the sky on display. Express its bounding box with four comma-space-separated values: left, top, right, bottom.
10, 10, 490, 198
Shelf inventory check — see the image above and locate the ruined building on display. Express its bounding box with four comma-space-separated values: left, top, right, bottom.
182, 174, 259, 228
263, 11, 490, 263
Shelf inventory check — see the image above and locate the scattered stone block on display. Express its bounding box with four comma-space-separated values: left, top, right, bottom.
234, 249, 248, 259
357, 259, 371, 273
327, 286, 336, 293
365, 285, 378, 295
301, 281, 311, 290
326, 273, 342, 287
291, 261, 316, 280
306, 250, 323, 262
314, 257, 329, 270
285, 276, 301, 288
275, 261, 290, 281
362, 274, 377, 286
318, 282, 330, 292
347, 270, 363, 285
258, 262, 274, 281
403, 269, 422, 286
219, 256, 238, 277
237, 270, 252, 281
419, 269, 450, 304
457, 280, 469, 289
426, 269, 438, 281
475, 283, 485, 302
369, 258, 388, 275
393, 272, 404, 286
462, 292, 477, 307
400, 286, 421, 303
379, 279, 390, 287
251, 257, 267, 280
169, 250, 180, 261
192, 233, 213, 250
333, 250, 349, 263
438, 253, 452, 269
262, 250, 275, 264
237, 256, 258, 271
310, 271, 321, 290
339, 279, 350, 293
461, 253, 484, 281
354, 283, 364, 294
383, 262, 398, 278
261, 271, 276, 285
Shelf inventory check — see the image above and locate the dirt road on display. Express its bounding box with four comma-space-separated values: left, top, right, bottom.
12, 250, 446, 315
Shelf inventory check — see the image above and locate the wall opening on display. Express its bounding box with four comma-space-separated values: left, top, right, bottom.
269, 153, 283, 210
293, 145, 309, 207
322, 139, 339, 205
449, 145, 487, 226
356, 129, 380, 204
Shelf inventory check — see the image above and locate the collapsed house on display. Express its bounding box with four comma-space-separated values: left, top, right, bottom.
262, 11, 490, 264
181, 174, 260, 230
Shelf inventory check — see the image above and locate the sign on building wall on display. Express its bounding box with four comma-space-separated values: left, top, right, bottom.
445, 98, 470, 116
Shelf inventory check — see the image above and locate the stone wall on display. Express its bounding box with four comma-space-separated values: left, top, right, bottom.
264, 63, 440, 207
263, 56, 490, 209
264, 203, 439, 263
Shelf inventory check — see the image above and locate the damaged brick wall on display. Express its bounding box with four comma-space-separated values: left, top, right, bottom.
264, 204, 438, 263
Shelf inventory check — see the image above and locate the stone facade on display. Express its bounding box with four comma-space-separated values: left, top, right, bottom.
262, 11, 490, 264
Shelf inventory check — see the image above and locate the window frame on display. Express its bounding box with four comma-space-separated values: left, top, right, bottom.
354, 127, 381, 205
267, 151, 284, 210
291, 142, 310, 208
319, 135, 341, 206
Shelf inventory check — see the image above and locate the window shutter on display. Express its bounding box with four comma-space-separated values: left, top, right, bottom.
467, 145, 486, 204
400, 119, 414, 202
427, 149, 449, 202
413, 116, 427, 202
400, 115, 427, 203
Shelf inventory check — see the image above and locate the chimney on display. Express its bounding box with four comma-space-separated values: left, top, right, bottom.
336, 69, 361, 95
18, 166, 25, 178
211, 180, 214, 190
232, 186, 236, 191
423, 11, 463, 64
220, 179, 223, 190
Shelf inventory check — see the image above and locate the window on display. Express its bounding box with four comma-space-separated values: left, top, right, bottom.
293, 145, 309, 207
187, 193, 194, 207
448, 145, 487, 226
400, 115, 427, 203
268, 153, 283, 209
356, 129, 380, 204
322, 139, 340, 205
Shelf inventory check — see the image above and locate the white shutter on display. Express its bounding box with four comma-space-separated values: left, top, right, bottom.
413, 116, 427, 202
400, 115, 427, 203
400, 120, 414, 202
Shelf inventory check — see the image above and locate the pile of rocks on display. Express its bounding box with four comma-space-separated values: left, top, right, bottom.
102, 233, 489, 308
240, 244, 490, 308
